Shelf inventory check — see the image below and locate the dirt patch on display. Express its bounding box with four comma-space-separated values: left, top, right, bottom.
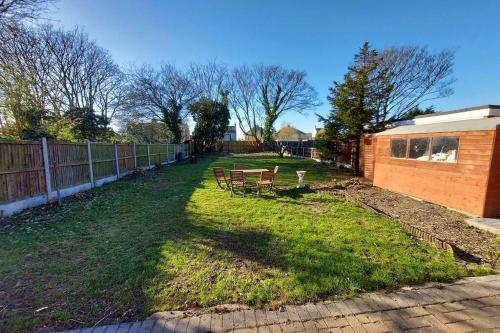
121, 166, 167, 181
0, 190, 100, 232
313, 179, 500, 267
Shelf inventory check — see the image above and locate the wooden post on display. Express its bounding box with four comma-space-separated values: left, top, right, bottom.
147, 144, 151, 167
166, 144, 169, 163
133, 143, 137, 169
114, 143, 120, 178
41, 137, 52, 198
87, 140, 94, 186
173, 144, 176, 161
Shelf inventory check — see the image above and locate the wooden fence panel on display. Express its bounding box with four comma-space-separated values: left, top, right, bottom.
0, 138, 192, 216
117, 144, 135, 173
49, 142, 90, 190
91, 143, 115, 180
149, 144, 159, 165
167, 144, 175, 161
135, 144, 149, 167
0, 141, 46, 202
158, 144, 168, 164
222, 141, 262, 153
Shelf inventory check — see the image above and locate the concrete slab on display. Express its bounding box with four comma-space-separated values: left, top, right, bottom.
465, 217, 500, 235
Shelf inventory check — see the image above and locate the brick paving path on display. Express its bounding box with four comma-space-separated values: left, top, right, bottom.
60, 275, 500, 333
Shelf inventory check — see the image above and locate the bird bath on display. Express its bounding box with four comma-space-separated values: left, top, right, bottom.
296, 171, 307, 188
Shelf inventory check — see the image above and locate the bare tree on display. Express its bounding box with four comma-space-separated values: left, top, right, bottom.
229, 65, 264, 142
0, 24, 52, 134
189, 60, 227, 102
40, 25, 119, 112
127, 64, 197, 143
0, 23, 126, 137
255, 64, 320, 142
0, 0, 54, 32
375, 46, 455, 123
95, 67, 127, 127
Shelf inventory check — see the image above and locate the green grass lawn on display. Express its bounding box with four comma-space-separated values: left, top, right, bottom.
0, 154, 468, 331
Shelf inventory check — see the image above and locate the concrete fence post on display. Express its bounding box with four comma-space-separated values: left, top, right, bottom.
114, 143, 120, 178
41, 137, 52, 198
87, 140, 94, 186
147, 144, 151, 167
133, 143, 137, 169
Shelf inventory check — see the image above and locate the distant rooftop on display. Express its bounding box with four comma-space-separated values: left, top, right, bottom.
275, 126, 312, 141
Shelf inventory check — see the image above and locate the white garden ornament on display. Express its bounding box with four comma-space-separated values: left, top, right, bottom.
296, 171, 307, 188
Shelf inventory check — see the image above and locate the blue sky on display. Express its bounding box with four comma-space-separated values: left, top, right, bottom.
48, 0, 500, 135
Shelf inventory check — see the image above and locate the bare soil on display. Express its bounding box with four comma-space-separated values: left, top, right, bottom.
313, 179, 500, 267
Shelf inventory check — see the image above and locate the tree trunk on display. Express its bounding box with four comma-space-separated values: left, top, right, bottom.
354, 136, 361, 176
263, 116, 275, 143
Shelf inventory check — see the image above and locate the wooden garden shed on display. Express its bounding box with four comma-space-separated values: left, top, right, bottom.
364, 105, 500, 217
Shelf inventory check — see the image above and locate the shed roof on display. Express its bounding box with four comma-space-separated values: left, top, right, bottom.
413, 105, 500, 119
376, 117, 500, 136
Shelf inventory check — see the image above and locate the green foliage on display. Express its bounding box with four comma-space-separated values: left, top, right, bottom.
16, 108, 50, 140
0, 155, 474, 331
314, 131, 341, 161
190, 95, 230, 148
323, 42, 384, 174
0, 64, 50, 139
326, 42, 381, 138
401, 106, 436, 120
121, 119, 172, 143
38, 116, 76, 141
64, 107, 108, 141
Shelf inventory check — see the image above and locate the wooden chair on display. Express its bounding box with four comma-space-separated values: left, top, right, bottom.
213, 167, 230, 190
256, 171, 275, 195
233, 163, 247, 170
230, 170, 246, 197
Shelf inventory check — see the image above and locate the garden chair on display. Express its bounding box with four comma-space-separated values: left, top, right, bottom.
213, 167, 230, 190
256, 171, 275, 195
233, 163, 247, 170
229, 170, 246, 197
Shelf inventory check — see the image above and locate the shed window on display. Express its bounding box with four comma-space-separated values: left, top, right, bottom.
431, 137, 459, 163
408, 138, 430, 160
390, 138, 407, 158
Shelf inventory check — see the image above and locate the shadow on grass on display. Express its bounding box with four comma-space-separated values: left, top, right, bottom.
276, 186, 315, 199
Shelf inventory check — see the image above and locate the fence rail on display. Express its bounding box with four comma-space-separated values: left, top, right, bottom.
0, 139, 192, 217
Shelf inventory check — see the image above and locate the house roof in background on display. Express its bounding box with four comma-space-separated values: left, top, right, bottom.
377, 117, 500, 136
275, 126, 312, 140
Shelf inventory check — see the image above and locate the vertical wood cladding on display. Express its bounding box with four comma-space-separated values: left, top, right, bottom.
373, 131, 497, 217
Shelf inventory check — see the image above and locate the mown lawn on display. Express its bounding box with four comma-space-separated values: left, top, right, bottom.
0, 154, 468, 331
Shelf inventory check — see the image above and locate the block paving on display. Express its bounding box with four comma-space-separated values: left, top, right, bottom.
59, 275, 500, 333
